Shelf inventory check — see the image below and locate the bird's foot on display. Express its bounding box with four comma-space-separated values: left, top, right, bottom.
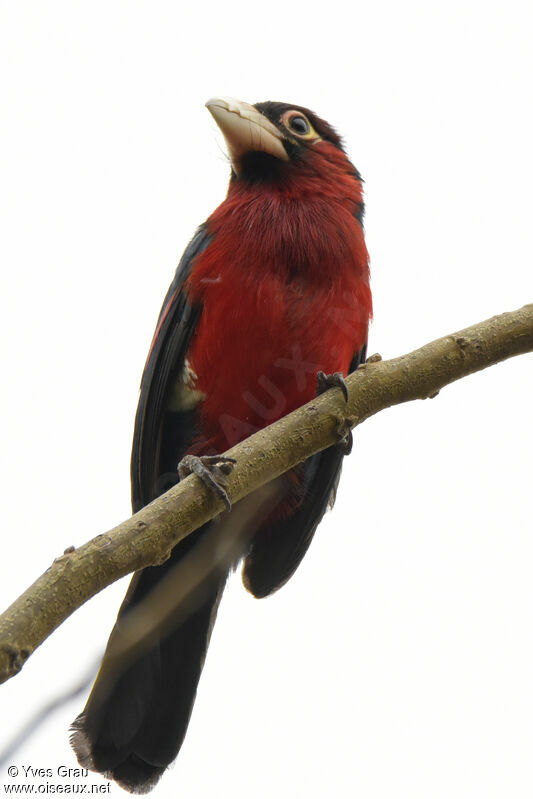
316, 371, 349, 402
316, 372, 353, 454
178, 455, 237, 511
331, 414, 355, 455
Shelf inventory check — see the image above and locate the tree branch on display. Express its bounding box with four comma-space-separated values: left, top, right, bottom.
1, 304, 531, 685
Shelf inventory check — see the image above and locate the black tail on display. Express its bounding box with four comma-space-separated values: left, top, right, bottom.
71, 526, 225, 794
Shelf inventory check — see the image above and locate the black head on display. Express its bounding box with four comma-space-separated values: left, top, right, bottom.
254, 101, 345, 154
206, 96, 359, 187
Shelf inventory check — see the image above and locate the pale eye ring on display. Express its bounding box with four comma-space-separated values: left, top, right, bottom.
288, 115, 310, 136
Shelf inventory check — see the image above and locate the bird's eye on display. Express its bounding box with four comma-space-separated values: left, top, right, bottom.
288, 115, 310, 136
281, 110, 319, 141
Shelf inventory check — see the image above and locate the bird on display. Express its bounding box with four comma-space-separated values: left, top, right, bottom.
70, 97, 372, 793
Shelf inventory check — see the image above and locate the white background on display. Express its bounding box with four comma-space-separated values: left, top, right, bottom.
0, 1, 532, 797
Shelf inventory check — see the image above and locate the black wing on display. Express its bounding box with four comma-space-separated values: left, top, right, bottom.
131, 225, 211, 512
242, 344, 367, 598
71, 226, 219, 793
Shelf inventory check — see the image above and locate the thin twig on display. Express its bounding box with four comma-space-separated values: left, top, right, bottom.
0, 659, 100, 768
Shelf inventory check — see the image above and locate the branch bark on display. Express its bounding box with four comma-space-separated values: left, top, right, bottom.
1, 304, 532, 685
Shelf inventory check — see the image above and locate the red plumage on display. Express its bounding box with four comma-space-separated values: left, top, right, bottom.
71, 99, 372, 795
187, 138, 371, 452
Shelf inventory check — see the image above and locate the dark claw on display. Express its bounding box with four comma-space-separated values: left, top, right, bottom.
333, 414, 355, 455
178, 455, 237, 511
339, 429, 353, 455
316, 371, 349, 402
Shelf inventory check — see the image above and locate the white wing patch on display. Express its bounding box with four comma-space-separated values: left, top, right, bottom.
167, 359, 206, 412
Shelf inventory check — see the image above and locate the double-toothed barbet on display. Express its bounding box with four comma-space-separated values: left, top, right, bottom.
71, 97, 372, 793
